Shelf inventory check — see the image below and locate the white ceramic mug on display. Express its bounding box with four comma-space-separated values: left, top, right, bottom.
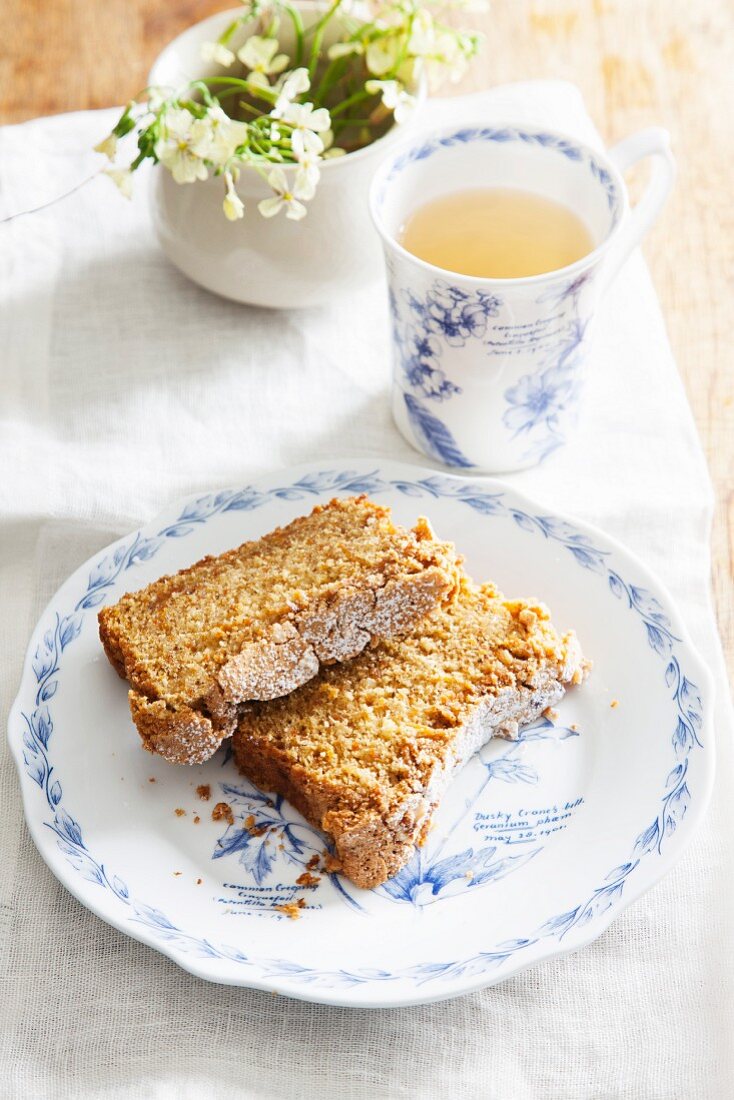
370, 123, 675, 472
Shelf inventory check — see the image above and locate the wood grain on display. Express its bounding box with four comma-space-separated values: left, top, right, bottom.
1, 0, 731, 680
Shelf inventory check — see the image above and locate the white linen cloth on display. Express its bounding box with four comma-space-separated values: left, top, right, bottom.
1, 82, 732, 1099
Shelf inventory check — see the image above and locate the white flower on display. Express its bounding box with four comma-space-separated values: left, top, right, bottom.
94, 132, 118, 160
201, 40, 236, 67
258, 167, 307, 221
272, 67, 311, 117
422, 30, 475, 85
190, 106, 248, 167
103, 167, 133, 198
238, 36, 289, 84
281, 102, 331, 158
327, 41, 364, 60
147, 87, 169, 113
365, 79, 416, 124
292, 128, 324, 158
365, 36, 400, 76
293, 149, 321, 200
154, 108, 209, 183
408, 8, 436, 56
222, 171, 245, 220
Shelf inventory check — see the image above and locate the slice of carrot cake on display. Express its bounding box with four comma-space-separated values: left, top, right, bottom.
232, 580, 588, 890
99, 496, 463, 765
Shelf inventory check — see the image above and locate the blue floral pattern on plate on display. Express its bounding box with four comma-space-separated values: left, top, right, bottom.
13, 466, 709, 997
212, 716, 579, 913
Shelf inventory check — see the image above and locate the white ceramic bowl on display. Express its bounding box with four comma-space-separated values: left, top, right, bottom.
148, 6, 425, 308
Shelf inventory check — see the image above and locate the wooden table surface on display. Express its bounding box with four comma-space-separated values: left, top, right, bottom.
2, 0, 731, 681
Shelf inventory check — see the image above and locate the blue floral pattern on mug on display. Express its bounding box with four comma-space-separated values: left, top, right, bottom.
390, 277, 505, 467
503, 312, 590, 465
389, 266, 597, 469
406, 281, 502, 347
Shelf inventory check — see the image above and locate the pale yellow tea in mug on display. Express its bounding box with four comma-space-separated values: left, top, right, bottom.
398, 187, 595, 279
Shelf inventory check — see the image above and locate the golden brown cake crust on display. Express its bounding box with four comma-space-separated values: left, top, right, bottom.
232, 581, 589, 890
98, 497, 462, 765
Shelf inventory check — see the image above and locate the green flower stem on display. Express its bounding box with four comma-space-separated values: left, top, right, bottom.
178, 98, 209, 119
394, 10, 416, 71
281, 1, 305, 66
189, 80, 216, 107
235, 99, 265, 117
197, 75, 278, 105
130, 148, 151, 170
303, 0, 344, 40
329, 88, 371, 118
217, 5, 259, 47
313, 55, 349, 103
331, 116, 376, 132
308, 24, 326, 80
343, 17, 377, 40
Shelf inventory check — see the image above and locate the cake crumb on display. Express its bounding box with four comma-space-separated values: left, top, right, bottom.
174, 808, 186, 817
570, 723, 578, 731
148, 777, 156, 783
196, 878, 203, 885
274, 902, 303, 920
173, 871, 182, 877
193, 814, 201, 825
322, 852, 343, 874
212, 801, 234, 826
196, 784, 211, 801
543, 706, 559, 721
610, 699, 619, 708
242, 813, 268, 836
296, 871, 321, 888
306, 854, 320, 871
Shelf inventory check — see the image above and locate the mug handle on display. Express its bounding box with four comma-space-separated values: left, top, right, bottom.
600, 127, 676, 292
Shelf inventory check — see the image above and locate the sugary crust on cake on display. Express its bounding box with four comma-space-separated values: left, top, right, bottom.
232, 585, 589, 889
216, 566, 453, 701
129, 691, 227, 766
98, 497, 462, 765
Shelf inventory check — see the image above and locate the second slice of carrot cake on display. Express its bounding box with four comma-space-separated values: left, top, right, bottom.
232, 579, 589, 890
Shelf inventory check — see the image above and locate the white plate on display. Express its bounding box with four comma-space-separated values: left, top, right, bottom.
8, 460, 714, 1007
